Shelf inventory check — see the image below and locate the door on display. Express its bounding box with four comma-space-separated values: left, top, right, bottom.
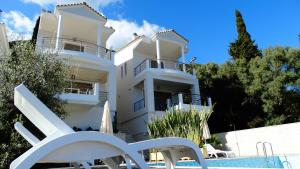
154, 91, 172, 111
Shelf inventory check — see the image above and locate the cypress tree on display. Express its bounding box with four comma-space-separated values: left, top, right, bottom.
229, 10, 262, 61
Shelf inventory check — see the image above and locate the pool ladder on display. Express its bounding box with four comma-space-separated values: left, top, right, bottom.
256, 142, 276, 168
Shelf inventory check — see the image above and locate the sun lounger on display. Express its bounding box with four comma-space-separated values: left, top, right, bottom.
11, 84, 208, 169
205, 143, 235, 158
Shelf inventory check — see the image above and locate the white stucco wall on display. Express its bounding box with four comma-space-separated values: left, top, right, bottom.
216, 122, 300, 157
0, 23, 9, 55
64, 104, 104, 130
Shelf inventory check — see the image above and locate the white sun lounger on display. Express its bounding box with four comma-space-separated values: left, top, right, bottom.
11, 84, 208, 169
205, 143, 235, 158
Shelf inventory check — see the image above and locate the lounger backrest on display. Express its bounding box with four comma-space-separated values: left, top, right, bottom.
14, 84, 73, 137
205, 144, 216, 152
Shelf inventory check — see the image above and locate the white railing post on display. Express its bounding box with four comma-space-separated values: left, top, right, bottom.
55, 14, 64, 51
166, 99, 171, 109
97, 24, 103, 58
181, 45, 186, 72
94, 83, 100, 96
178, 93, 183, 109
156, 39, 161, 69
146, 59, 150, 69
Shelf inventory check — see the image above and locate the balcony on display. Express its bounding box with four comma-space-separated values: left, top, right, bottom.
59, 80, 108, 106
39, 37, 114, 61
134, 58, 194, 76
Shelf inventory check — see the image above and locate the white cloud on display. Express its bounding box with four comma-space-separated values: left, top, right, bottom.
1, 11, 37, 41
106, 19, 164, 49
21, 0, 122, 9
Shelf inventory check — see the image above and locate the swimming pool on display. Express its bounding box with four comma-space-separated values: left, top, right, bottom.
148, 156, 284, 168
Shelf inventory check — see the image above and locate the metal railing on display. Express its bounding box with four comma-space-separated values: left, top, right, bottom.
64, 87, 94, 95
134, 98, 145, 112
256, 142, 276, 168
134, 59, 147, 76
170, 93, 201, 106
39, 37, 114, 61
99, 91, 108, 107
134, 58, 188, 76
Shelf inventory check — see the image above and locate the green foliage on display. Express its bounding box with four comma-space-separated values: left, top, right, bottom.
196, 48, 299, 132
0, 41, 69, 168
206, 134, 222, 149
229, 10, 262, 61
148, 108, 213, 147
194, 63, 263, 132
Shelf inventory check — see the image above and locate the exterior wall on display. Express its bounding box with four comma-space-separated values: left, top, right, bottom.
0, 23, 9, 55
216, 122, 300, 157
115, 37, 202, 141
64, 104, 104, 130
35, 6, 117, 130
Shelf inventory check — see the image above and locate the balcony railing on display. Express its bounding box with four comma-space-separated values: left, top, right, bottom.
99, 91, 108, 107
39, 37, 114, 61
134, 98, 145, 112
168, 93, 201, 107
134, 58, 191, 76
64, 87, 94, 95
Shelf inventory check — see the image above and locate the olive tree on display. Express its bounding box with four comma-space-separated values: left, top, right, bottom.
0, 41, 69, 167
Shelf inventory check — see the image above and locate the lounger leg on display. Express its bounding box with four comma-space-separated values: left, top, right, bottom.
71, 163, 81, 169
81, 162, 91, 169
124, 155, 132, 169
161, 150, 177, 169
103, 158, 121, 169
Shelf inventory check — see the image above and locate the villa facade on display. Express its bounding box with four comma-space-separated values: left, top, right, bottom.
35, 3, 117, 130
114, 31, 203, 140
0, 3, 207, 141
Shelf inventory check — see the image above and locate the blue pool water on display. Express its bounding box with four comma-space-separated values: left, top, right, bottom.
148, 156, 284, 168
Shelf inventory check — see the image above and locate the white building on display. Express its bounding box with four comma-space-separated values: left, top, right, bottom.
0, 23, 9, 55
35, 2, 116, 130
115, 30, 203, 140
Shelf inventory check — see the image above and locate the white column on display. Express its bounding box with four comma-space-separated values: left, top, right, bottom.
144, 76, 155, 113
94, 83, 100, 96
156, 39, 161, 69
55, 14, 64, 50
178, 93, 183, 109
146, 59, 150, 69
108, 69, 116, 113
97, 24, 103, 57
181, 45, 186, 72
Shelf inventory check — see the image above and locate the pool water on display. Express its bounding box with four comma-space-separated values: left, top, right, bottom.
148, 156, 284, 168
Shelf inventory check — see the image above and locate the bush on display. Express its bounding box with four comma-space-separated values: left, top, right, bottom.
0, 41, 69, 168
148, 107, 213, 147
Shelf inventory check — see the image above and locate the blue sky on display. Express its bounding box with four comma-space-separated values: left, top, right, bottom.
1, 0, 300, 64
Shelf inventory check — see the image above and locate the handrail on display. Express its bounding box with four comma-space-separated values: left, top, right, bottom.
169, 93, 201, 106
40, 37, 114, 61
134, 59, 147, 76
256, 141, 276, 168
134, 98, 145, 112
256, 142, 263, 156
42, 37, 114, 51
134, 58, 191, 76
